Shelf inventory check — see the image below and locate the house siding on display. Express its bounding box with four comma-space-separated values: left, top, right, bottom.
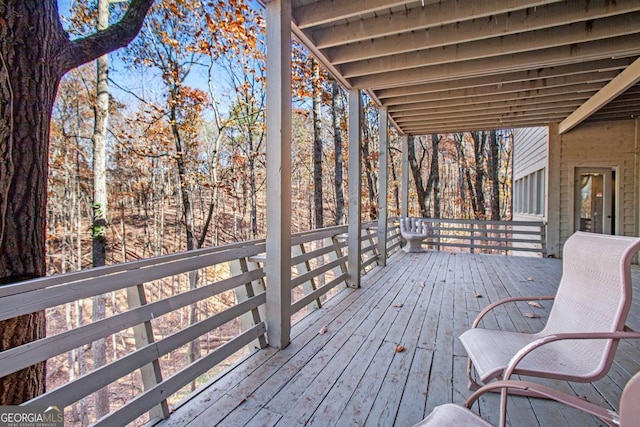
555, 119, 639, 253
513, 127, 549, 255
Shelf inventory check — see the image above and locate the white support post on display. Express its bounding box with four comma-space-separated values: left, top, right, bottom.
377, 107, 389, 266
347, 89, 362, 288
401, 134, 409, 218
265, 0, 292, 349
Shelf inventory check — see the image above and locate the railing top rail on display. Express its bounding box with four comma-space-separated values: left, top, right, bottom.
0, 239, 267, 298
389, 216, 546, 228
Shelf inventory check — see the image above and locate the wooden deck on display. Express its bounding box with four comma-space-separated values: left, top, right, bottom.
158, 250, 640, 427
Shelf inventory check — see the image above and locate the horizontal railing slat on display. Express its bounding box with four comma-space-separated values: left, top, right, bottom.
291, 243, 339, 265
0, 245, 266, 321
0, 240, 267, 298
291, 273, 348, 314
290, 256, 348, 289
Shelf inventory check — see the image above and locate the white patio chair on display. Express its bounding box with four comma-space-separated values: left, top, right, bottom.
459, 231, 640, 425
399, 217, 429, 253
415, 371, 640, 427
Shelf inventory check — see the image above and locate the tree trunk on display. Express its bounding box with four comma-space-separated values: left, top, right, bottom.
91, 0, 110, 417
312, 61, 323, 229
0, 0, 153, 404
331, 80, 345, 225
425, 134, 440, 218
361, 103, 378, 220
488, 130, 500, 220
407, 135, 428, 217
471, 131, 487, 220
0, 2, 61, 404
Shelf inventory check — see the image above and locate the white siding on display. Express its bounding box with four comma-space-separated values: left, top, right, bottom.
513, 127, 548, 181
513, 127, 549, 255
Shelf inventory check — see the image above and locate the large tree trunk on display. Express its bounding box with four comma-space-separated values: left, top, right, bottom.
0, 0, 152, 404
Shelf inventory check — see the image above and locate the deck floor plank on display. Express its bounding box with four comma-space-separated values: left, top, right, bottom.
157, 250, 640, 427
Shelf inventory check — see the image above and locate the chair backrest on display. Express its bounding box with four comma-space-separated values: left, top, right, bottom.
400, 217, 428, 234
542, 231, 640, 379
620, 372, 640, 426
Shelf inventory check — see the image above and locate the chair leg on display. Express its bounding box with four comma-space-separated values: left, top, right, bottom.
499, 388, 508, 427
467, 358, 483, 391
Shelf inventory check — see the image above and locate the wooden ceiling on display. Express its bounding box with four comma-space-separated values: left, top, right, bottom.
288, 0, 640, 134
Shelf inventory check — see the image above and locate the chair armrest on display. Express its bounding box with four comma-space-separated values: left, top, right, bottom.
464, 380, 617, 426
472, 295, 555, 328
503, 330, 640, 381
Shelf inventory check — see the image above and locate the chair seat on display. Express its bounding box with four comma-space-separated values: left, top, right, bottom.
413, 403, 493, 427
459, 328, 603, 383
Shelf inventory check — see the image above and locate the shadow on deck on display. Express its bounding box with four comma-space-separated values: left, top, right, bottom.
159, 250, 640, 427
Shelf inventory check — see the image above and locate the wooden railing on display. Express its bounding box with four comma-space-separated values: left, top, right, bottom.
404, 217, 546, 256
0, 221, 399, 426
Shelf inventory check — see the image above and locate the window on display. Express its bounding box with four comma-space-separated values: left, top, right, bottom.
514, 168, 545, 216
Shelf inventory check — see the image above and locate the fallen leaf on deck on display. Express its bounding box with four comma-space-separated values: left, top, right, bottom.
392, 303, 403, 308
475, 294, 483, 298
318, 325, 329, 335
524, 312, 541, 319
395, 345, 405, 353
527, 301, 543, 308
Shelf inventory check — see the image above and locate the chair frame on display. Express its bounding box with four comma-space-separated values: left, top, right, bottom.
462, 232, 640, 426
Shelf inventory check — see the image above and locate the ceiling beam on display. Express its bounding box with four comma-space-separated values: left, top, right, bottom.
394, 106, 578, 125
312, 0, 560, 49
294, 0, 418, 29
376, 60, 632, 99
383, 81, 605, 107
341, 12, 640, 78
401, 116, 566, 134
558, 57, 640, 134
390, 96, 590, 119
350, 35, 640, 89
329, 0, 640, 65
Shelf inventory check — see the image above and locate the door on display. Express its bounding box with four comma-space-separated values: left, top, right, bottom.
575, 168, 614, 234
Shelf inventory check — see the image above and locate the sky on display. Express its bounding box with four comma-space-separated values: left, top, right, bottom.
55, 0, 236, 116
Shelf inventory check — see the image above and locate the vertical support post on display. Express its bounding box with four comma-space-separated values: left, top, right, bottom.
126, 285, 169, 421
347, 89, 362, 288
377, 107, 389, 266
265, 0, 292, 349
547, 124, 561, 257
401, 134, 409, 218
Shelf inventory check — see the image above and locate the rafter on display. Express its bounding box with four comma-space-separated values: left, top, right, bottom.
294, 0, 418, 29
383, 82, 604, 108
394, 105, 578, 125
390, 96, 590, 119
351, 35, 640, 89
312, 0, 560, 49
376, 60, 632, 99
341, 12, 640, 78
328, 0, 640, 65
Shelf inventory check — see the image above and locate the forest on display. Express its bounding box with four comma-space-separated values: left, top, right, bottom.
49, 0, 513, 276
